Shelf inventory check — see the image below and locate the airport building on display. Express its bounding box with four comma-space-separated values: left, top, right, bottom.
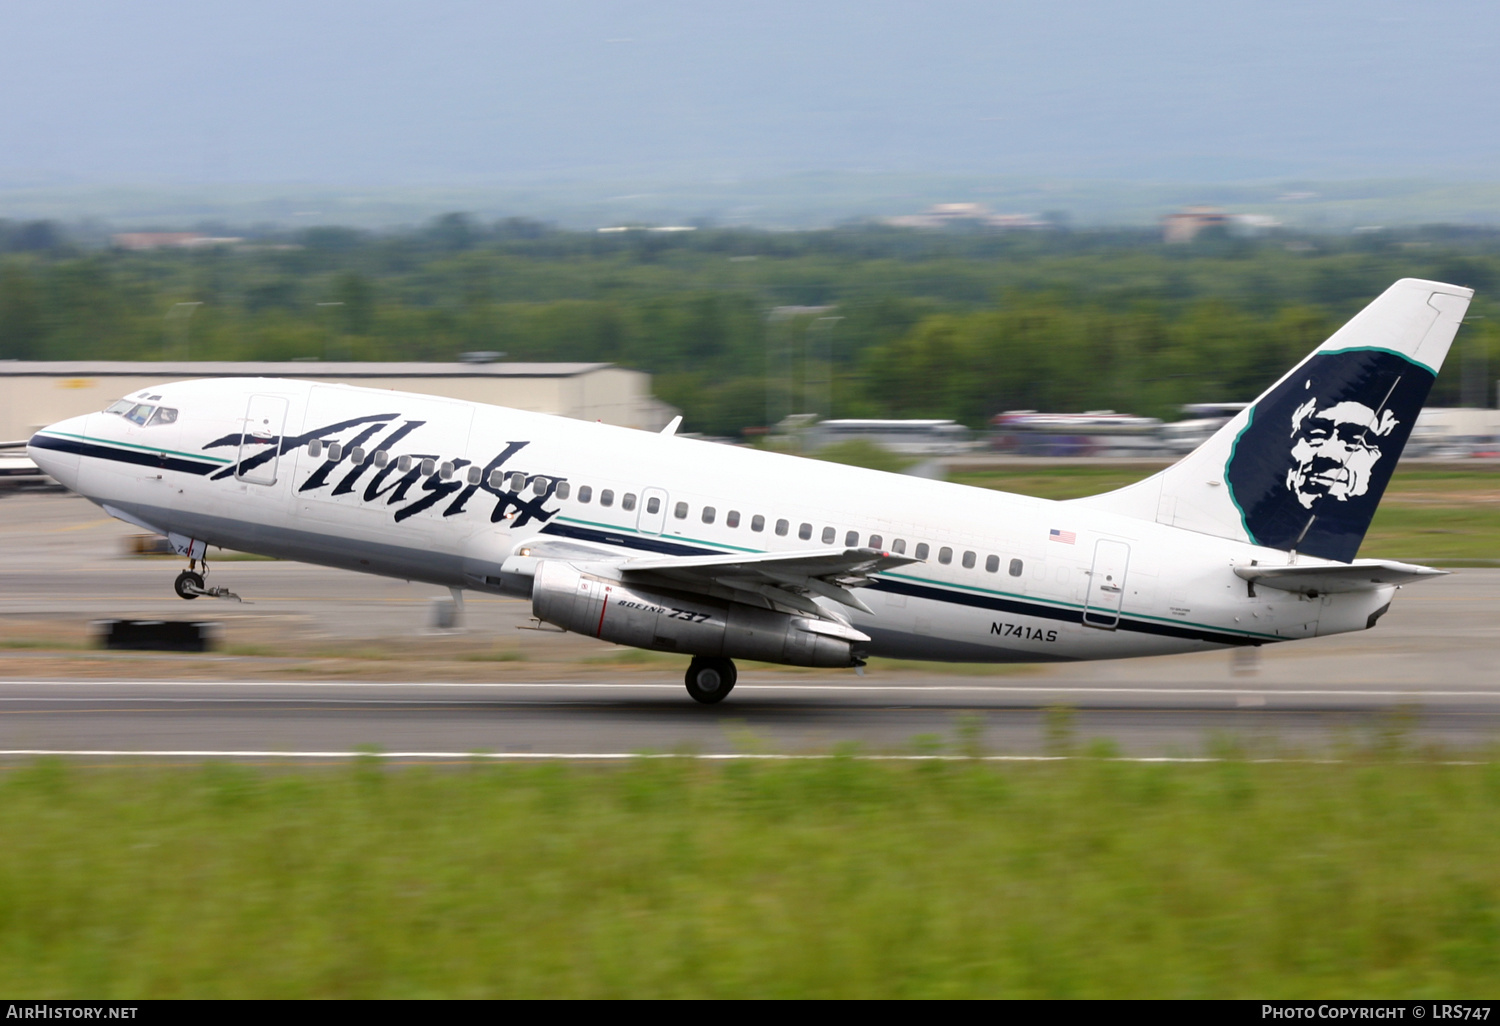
0, 361, 675, 442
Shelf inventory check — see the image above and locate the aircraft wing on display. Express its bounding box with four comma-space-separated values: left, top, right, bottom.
1233, 559, 1447, 596
509, 540, 918, 619
619, 547, 918, 618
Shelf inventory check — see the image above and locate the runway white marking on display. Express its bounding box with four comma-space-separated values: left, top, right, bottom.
0, 749, 1481, 765
0, 680, 1498, 700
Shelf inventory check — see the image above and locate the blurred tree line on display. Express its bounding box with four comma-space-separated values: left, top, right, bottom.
2, 213, 1498, 436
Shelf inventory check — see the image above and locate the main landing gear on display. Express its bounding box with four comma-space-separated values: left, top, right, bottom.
685, 656, 737, 705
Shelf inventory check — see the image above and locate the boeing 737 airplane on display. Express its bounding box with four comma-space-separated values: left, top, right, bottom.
26, 278, 1472, 703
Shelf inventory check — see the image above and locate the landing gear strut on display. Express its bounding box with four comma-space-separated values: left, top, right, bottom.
685, 656, 736, 705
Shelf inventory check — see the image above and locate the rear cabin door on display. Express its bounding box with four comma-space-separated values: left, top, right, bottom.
1083, 539, 1131, 630
237, 395, 288, 486
638, 487, 669, 535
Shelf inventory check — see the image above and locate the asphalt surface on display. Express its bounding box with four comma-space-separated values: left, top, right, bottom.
2, 490, 1498, 759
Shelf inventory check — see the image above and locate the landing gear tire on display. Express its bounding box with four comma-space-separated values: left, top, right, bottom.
174, 570, 204, 600
685, 657, 736, 705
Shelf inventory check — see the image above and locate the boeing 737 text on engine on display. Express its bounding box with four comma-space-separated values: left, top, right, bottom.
27, 279, 1472, 703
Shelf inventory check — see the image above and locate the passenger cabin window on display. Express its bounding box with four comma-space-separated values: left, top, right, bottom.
373, 451, 390, 469
439, 461, 454, 480
600, 489, 614, 507
821, 526, 835, 544
702, 507, 715, 524
622, 493, 637, 512
915, 543, 929, 560
467, 466, 482, 485
775, 519, 789, 537
556, 481, 570, 499
509, 473, 526, 491
308, 439, 324, 458
420, 458, 435, 476
674, 502, 688, 519
350, 447, 366, 465
892, 539, 906, 554
985, 555, 1000, 573
488, 468, 505, 488
845, 531, 859, 547
751, 515, 765, 532
533, 478, 549, 495
726, 510, 740, 528
327, 443, 343, 462
397, 455, 414, 473
578, 485, 593, 503
962, 550, 976, 569
938, 547, 953, 565
1009, 559, 1024, 577
869, 534, 883, 549
798, 523, 813, 541
646, 497, 660, 514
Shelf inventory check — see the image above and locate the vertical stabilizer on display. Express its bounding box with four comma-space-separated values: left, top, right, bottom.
1071, 278, 1473, 562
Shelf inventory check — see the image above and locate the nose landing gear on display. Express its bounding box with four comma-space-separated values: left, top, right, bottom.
173, 569, 205, 599
685, 656, 737, 704
173, 557, 243, 602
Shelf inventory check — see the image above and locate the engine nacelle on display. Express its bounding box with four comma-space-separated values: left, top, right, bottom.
531, 560, 865, 667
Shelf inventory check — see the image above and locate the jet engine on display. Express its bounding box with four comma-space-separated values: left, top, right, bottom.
531, 560, 866, 667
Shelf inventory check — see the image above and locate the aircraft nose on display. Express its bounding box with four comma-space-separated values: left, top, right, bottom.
27, 414, 92, 492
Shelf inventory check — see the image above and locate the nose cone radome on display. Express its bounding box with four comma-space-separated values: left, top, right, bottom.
28, 414, 91, 492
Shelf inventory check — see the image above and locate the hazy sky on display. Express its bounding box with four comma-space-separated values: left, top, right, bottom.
4, 0, 1498, 187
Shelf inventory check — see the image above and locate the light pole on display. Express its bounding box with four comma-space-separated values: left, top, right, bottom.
165, 302, 202, 360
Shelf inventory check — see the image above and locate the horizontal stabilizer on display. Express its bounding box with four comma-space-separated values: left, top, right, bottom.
1233, 559, 1447, 596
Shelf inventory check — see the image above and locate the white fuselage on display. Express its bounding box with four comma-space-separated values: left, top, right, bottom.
29, 378, 1393, 663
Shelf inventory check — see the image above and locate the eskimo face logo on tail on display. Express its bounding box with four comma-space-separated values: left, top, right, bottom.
1225, 349, 1434, 563
1285, 396, 1399, 509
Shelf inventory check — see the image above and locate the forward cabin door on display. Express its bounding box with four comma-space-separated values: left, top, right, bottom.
237, 395, 288, 486
1083, 539, 1131, 630
638, 487, 669, 535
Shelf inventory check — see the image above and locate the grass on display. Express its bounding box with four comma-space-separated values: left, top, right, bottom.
951, 463, 1500, 563
460, 647, 528, 663
811, 439, 919, 474
0, 639, 87, 652
2, 755, 1500, 997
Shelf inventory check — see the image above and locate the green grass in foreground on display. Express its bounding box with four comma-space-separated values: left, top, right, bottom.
3, 757, 1500, 997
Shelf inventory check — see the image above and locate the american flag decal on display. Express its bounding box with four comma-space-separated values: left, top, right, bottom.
1049, 529, 1076, 545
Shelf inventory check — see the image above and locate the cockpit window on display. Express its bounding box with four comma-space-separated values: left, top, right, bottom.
106, 401, 179, 426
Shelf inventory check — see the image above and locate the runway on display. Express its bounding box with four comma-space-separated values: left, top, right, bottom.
2, 492, 1499, 758
0, 677, 1497, 759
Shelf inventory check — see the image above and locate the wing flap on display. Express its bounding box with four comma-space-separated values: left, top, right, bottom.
622, 546, 918, 616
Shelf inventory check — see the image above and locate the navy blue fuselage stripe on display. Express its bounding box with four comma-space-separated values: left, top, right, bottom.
540, 522, 1260, 647
868, 577, 1256, 647
539, 521, 719, 557
30, 434, 219, 476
